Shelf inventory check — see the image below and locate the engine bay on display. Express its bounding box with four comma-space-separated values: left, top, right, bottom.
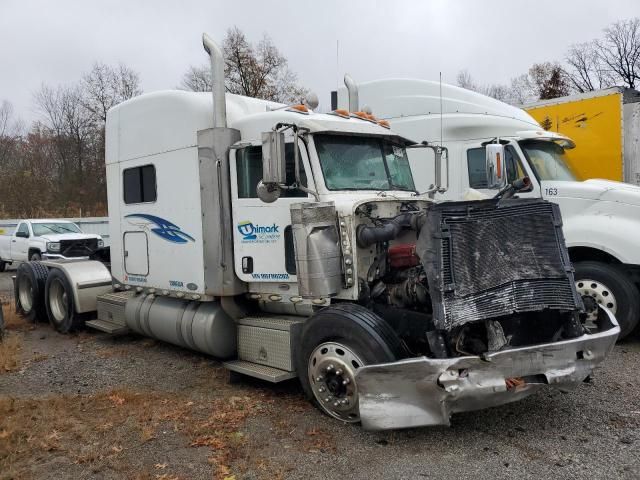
353, 197, 586, 359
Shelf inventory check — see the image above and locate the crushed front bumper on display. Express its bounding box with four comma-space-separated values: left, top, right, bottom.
356, 308, 619, 430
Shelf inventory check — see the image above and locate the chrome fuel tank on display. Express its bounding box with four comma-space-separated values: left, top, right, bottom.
124, 294, 236, 359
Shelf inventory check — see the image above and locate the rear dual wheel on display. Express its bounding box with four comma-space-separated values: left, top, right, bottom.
15, 261, 49, 322
44, 269, 82, 333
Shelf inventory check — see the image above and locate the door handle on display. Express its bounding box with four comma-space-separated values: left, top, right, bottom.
11, 240, 16, 243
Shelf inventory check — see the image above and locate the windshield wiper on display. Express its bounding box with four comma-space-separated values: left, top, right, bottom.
388, 182, 418, 193
55, 225, 78, 233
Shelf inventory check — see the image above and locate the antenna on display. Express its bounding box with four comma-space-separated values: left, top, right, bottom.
336, 40, 340, 91
439, 72, 443, 147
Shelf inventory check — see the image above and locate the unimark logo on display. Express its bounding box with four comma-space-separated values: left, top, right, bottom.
125, 214, 195, 244
237, 221, 280, 243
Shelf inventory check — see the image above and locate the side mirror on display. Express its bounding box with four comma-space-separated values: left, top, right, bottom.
258, 131, 286, 203
15, 230, 28, 238
261, 131, 286, 185
486, 144, 507, 189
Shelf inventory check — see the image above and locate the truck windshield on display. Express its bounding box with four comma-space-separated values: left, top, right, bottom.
314, 134, 416, 191
32, 223, 82, 236
519, 140, 577, 181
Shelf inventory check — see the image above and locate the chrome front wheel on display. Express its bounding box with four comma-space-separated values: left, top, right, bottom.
308, 342, 364, 423
575, 278, 617, 332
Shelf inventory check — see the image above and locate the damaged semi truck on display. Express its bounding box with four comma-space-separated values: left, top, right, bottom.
14, 35, 619, 430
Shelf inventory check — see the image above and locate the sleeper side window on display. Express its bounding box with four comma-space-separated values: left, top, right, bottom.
124, 165, 157, 204
236, 143, 308, 198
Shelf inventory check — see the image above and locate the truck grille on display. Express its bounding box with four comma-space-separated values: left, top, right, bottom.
417, 198, 583, 331
60, 239, 98, 257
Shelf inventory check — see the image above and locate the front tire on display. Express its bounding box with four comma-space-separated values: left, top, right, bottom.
45, 269, 83, 333
296, 303, 404, 423
30, 252, 42, 262
15, 261, 49, 322
574, 261, 639, 340
0, 260, 6, 272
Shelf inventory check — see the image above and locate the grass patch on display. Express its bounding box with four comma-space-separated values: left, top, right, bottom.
0, 387, 278, 479
0, 332, 21, 373
1, 302, 26, 331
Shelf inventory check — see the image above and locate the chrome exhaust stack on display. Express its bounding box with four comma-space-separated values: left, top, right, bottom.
202, 33, 227, 128
344, 74, 359, 112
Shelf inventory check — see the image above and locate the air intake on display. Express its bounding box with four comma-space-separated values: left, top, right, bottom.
416, 198, 583, 331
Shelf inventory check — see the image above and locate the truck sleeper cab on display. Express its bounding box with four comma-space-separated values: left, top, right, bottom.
13, 35, 619, 430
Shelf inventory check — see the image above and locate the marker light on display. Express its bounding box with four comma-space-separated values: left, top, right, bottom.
288, 104, 309, 114
352, 111, 374, 121
377, 120, 391, 129
330, 109, 351, 118
496, 152, 502, 178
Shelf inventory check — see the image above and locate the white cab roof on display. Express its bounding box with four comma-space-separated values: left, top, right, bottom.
106, 90, 404, 164
337, 78, 544, 143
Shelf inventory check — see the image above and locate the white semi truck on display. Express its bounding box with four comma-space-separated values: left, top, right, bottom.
11, 35, 619, 430
337, 78, 640, 340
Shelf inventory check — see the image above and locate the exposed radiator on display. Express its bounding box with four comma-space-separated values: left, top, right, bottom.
417, 198, 583, 331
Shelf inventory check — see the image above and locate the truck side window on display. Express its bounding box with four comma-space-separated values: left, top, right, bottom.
123, 165, 157, 204
236, 144, 307, 198
467, 146, 524, 188
16, 223, 29, 237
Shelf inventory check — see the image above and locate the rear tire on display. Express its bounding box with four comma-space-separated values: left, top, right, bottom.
0, 261, 6, 272
45, 269, 84, 333
574, 261, 639, 340
296, 303, 404, 423
15, 261, 49, 322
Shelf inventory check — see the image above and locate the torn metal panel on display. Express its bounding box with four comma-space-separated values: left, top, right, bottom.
356, 307, 618, 430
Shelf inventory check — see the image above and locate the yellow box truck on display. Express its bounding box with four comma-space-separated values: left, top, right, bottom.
524, 88, 640, 185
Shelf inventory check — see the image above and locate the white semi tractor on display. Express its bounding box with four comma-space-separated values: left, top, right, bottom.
12, 35, 619, 430
337, 78, 640, 340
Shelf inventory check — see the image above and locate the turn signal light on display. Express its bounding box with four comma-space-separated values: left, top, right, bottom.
288, 104, 309, 113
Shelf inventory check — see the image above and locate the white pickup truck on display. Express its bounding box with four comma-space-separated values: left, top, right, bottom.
0, 219, 103, 271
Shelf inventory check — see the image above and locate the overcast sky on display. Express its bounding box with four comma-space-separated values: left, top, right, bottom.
2, 0, 640, 124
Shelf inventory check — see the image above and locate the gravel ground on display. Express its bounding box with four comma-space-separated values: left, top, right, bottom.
1, 269, 639, 479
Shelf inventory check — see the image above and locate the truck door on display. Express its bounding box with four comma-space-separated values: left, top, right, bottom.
13, 222, 30, 261
230, 140, 314, 284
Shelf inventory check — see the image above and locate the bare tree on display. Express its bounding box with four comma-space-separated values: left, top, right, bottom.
456, 70, 477, 91
81, 62, 142, 124
456, 70, 533, 105
565, 41, 613, 92
509, 74, 535, 104
181, 26, 307, 103
180, 65, 211, 92
0, 101, 21, 175
595, 18, 640, 89
528, 62, 570, 99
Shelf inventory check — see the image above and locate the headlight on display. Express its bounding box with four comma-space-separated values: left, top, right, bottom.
97, 239, 104, 248
47, 242, 61, 252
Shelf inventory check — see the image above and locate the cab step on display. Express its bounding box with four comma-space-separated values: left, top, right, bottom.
223, 360, 297, 383
88, 290, 134, 335
85, 318, 129, 335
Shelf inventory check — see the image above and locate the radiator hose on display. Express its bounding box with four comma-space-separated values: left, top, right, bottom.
356, 213, 416, 248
